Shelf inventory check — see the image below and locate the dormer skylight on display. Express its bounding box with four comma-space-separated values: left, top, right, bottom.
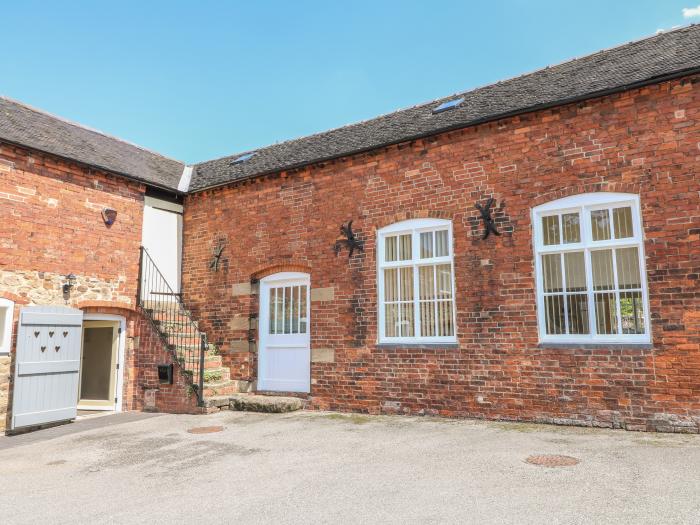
432, 97, 464, 114
230, 152, 255, 164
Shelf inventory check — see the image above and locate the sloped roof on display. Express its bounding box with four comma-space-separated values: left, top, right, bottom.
191, 24, 700, 192
0, 97, 185, 190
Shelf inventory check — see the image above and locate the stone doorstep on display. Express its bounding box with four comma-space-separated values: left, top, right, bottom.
204, 393, 304, 413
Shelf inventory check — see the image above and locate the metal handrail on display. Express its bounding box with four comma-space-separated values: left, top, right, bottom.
137, 246, 206, 405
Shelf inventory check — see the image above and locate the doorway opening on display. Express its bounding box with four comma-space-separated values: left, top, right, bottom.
78, 316, 125, 411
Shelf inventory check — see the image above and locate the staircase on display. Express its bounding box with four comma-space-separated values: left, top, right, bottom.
138, 246, 301, 413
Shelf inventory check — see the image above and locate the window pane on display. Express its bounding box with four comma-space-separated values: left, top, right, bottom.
544, 295, 565, 334
384, 268, 398, 301
564, 252, 586, 292
542, 254, 563, 293
591, 209, 611, 241
542, 215, 560, 245
385, 304, 399, 337
420, 302, 436, 337
620, 291, 645, 334
435, 230, 449, 257
399, 234, 412, 260
437, 300, 454, 337
616, 247, 641, 289
385, 236, 397, 262
400, 303, 414, 337
562, 213, 581, 243
419, 266, 435, 300
299, 285, 307, 333
613, 206, 634, 239
591, 250, 615, 291
567, 295, 590, 334
420, 232, 433, 258
594, 293, 618, 334
436, 264, 452, 299
400, 267, 414, 301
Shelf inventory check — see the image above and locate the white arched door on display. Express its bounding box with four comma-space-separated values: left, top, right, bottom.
258, 272, 310, 393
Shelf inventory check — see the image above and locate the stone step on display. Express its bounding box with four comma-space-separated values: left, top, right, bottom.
228, 393, 304, 413
203, 380, 243, 397
203, 367, 230, 383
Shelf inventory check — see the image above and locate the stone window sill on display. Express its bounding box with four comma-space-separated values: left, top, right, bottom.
375, 343, 460, 351
537, 343, 653, 350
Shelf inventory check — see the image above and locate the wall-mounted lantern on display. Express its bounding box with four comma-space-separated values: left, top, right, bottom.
62, 273, 77, 301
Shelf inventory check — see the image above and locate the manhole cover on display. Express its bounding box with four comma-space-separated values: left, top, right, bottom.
525, 454, 580, 467
187, 426, 224, 434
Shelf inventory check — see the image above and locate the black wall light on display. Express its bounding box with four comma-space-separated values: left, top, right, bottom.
62, 273, 77, 297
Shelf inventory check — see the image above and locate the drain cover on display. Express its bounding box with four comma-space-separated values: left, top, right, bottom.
187, 426, 224, 434
526, 454, 580, 467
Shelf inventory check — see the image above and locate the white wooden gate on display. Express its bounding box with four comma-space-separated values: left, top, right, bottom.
12, 305, 83, 429
258, 273, 310, 393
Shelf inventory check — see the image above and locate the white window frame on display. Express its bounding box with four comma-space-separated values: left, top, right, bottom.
0, 298, 15, 355
532, 193, 651, 344
377, 218, 457, 344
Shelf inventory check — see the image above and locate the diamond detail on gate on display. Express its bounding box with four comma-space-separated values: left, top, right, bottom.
41, 346, 46, 352
34, 331, 40, 337
49, 331, 54, 337
63, 331, 68, 337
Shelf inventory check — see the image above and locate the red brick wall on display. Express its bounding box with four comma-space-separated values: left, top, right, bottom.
182, 74, 700, 432
0, 143, 198, 424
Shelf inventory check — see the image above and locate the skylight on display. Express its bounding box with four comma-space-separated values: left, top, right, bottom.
230, 152, 255, 164
432, 97, 464, 114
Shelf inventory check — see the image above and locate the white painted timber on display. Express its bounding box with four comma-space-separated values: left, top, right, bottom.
142, 196, 183, 293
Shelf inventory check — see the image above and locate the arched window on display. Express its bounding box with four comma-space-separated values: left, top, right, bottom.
0, 298, 15, 354
377, 218, 456, 343
532, 193, 650, 343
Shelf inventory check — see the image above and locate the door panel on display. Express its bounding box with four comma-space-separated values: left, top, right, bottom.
258, 274, 310, 393
12, 306, 83, 429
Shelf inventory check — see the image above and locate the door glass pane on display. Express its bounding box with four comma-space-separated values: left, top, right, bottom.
399, 234, 412, 260
591, 250, 615, 290
269, 288, 277, 334
542, 254, 563, 293
616, 247, 641, 289
292, 286, 299, 334
544, 295, 565, 334
435, 230, 449, 257
299, 285, 308, 333
385, 236, 397, 262
567, 295, 590, 334
284, 287, 292, 334
420, 232, 433, 258
594, 293, 618, 334
562, 213, 581, 243
542, 215, 560, 245
620, 291, 645, 334
613, 206, 634, 239
275, 288, 284, 334
564, 252, 586, 292
591, 209, 611, 241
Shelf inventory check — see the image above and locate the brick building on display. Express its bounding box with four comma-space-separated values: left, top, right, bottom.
1, 26, 699, 433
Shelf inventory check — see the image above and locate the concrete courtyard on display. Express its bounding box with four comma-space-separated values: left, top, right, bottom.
1, 410, 699, 524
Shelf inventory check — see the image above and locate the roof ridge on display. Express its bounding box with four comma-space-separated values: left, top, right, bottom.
0, 95, 185, 165
196, 24, 698, 167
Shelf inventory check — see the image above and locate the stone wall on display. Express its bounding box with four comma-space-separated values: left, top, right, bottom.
182, 74, 700, 432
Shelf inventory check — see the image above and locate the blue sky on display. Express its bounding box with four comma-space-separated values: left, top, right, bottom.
1, 1, 697, 163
